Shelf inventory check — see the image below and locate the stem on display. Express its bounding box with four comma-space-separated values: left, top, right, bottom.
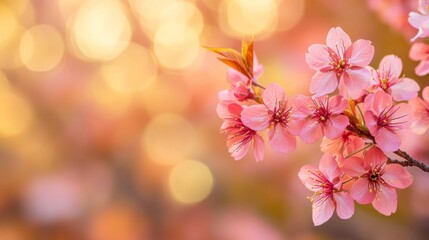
386, 150, 429, 172
342, 176, 358, 185
344, 144, 372, 159
252, 82, 266, 90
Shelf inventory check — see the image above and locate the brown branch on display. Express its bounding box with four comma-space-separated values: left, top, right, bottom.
387, 150, 429, 172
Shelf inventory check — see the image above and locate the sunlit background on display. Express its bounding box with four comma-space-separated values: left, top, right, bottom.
0, 0, 428, 239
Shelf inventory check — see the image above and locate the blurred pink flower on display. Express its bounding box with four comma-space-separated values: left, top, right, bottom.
344, 147, 413, 216
364, 90, 410, 152
409, 0, 429, 41
227, 55, 264, 101
410, 86, 429, 134
294, 95, 349, 143
217, 101, 264, 162
298, 153, 354, 226
409, 42, 429, 76
306, 27, 374, 97
241, 83, 297, 154
369, 54, 420, 101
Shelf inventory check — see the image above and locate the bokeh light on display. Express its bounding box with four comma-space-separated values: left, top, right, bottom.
20, 25, 64, 72
0, 4, 19, 47
72, 0, 131, 61
0, 89, 33, 137
168, 160, 214, 204
100, 43, 157, 93
142, 113, 197, 166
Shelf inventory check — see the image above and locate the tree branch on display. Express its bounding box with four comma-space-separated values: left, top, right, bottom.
387, 150, 429, 172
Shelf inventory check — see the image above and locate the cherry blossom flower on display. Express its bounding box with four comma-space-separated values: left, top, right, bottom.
217, 101, 264, 162
364, 90, 410, 152
241, 83, 298, 154
320, 131, 365, 157
344, 147, 413, 216
294, 95, 349, 143
410, 86, 429, 134
298, 153, 354, 226
306, 27, 374, 97
227, 55, 264, 101
369, 55, 420, 101
409, 42, 429, 76
409, 0, 429, 41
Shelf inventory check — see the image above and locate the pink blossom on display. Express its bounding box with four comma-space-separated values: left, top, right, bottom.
320, 131, 365, 157
410, 86, 429, 134
217, 102, 264, 162
227, 55, 264, 101
370, 55, 420, 101
344, 147, 413, 216
298, 153, 354, 226
409, 42, 429, 76
364, 90, 410, 152
306, 27, 374, 97
294, 94, 349, 144
409, 0, 429, 41
241, 83, 297, 154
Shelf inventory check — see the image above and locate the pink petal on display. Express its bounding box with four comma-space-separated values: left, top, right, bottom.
364, 147, 387, 168
375, 128, 401, 153
318, 153, 341, 182
306, 44, 330, 70
252, 134, 265, 162
268, 124, 296, 154
287, 118, 304, 136
312, 197, 335, 226
241, 105, 271, 131
378, 55, 402, 79
323, 115, 349, 139
390, 78, 420, 101
363, 111, 378, 136
310, 71, 338, 97
328, 95, 348, 114
348, 39, 374, 67
368, 90, 393, 115
326, 27, 352, 50
422, 86, 429, 102
298, 165, 320, 191
350, 178, 375, 204
343, 156, 366, 177
415, 59, 429, 76
293, 95, 314, 117
334, 192, 355, 220
343, 67, 371, 91
409, 42, 429, 61
409, 12, 427, 28
263, 83, 286, 112
227, 68, 247, 85
229, 139, 252, 160
320, 137, 343, 154
372, 184, 397, 216
383, 164, 413, 189
300, 120, 323, 144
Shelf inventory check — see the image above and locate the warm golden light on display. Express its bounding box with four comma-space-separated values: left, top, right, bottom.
20, 25, 64, 72
100, 43, 157, 93
72, 0, 131, 61
0, 90, 33, 137
160, 1, 204, 34
168, 160, 213, 204
220, 0, 278, 38
153, 23, 200, 69
142, 113, 196, 166
0, 4, 18, 47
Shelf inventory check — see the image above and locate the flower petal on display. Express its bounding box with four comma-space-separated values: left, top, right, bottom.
364, 147, 387, 168
383, 164, 413, 189
319, 153, 341, 182
268, 124, 296, 154
409, 42, 429, 61
252, 134, 265, 162
306, 44, 331, 70
300, 120, 323, 144
375, 128, 401, 153
343, 156, 366, 177
348, 39, 374, 67
263, 83, 286, 112
378, 55, 402, 80
334, 192, 355, 220
390, 78, 420, 101
343, 67, 371, 91
323, 115, 349, 139
229, 138, 252, 160
326, 27, 352, 51
310, 71, 338, 97
328, 95, 348, 114
415, 59, 429, 76
312, 197, 335, 226
298, 165, 320, 191
350, 178, 375, 204
372, 184, 397, 216
241, 104, 271, 131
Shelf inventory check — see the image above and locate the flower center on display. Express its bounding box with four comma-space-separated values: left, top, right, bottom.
370, 171, 379, 181
380, 79, 389, 90
330, 57, 349, 76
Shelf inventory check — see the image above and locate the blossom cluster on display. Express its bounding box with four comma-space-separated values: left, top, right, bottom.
209, 24, 429, 225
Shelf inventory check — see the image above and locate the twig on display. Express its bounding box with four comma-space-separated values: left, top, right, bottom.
386, 150, 429, 172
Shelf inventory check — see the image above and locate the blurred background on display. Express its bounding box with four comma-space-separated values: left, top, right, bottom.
0, 0, 429, 239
